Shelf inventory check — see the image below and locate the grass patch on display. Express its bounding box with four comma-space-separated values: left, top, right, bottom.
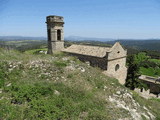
54, 61, 68, 68
1, 82, 108, 119
67, 73, 74, 78
140, 67, 160, 77
25, 48, 47, 54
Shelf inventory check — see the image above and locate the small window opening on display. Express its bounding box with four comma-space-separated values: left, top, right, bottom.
117, 51, 120, 53
115, 64, 120, 71
47, 29, 51, 41
57, 29, 61, 41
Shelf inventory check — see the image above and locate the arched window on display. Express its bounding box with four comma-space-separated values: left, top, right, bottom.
115, 64, 120, 71
57, 29, 61, 41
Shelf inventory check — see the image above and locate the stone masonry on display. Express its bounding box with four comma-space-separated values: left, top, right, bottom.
46, 15, 64, 54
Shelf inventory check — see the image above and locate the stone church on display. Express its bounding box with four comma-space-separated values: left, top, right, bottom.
46, 15, 127, 84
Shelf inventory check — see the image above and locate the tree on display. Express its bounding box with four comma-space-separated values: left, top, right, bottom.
125, 55, 146, 90
134, 52, 149, 65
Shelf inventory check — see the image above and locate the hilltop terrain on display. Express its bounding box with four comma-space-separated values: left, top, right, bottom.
0, 48, 160, 120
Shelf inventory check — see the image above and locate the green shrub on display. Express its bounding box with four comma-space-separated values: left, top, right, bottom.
140, 61, 157, 68
0, 61, 9, 88
54, 52, 65, 58
140, 67, 160, 77
9, 83, 53, 104
67, 73, 74, 78
5, 82, 106, 119
0, 99, 23, 119
54, 61, 67, 68
25, 98, 71, 119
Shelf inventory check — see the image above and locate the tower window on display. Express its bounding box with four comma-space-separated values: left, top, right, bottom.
115, 64, 120, 71
47, 29, 51, 41
57, 30, 61, 41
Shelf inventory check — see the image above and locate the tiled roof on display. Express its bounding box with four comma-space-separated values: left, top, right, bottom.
63, 44, 111, 57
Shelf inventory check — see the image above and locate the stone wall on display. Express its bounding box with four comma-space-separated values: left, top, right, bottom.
108, 42, 127, 60
105, 42, 127, 84
50, 42, 64, 53
144, 81, 160, 94
139, 75, 160, 95
104, 57, 127, 84
66, 53, 108, 70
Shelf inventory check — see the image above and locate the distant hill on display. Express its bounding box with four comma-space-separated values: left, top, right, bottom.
65, 36, 160, 52
0, 36, 160, 52
0, 36, 114, 41
106, 40, 160, 52
66, 39, 160, 52
0, 36, 47, 41
65, 36, 114, 41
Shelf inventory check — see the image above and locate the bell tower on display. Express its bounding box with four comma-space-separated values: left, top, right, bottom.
46, 15, 64, 54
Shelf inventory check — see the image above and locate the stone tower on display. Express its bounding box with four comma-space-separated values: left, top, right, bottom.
46, 15, 64, 54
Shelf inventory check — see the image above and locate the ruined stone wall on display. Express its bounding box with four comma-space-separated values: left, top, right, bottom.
139, 76, 160, 95
146, 82, 160, 94
135, 82, 160, 98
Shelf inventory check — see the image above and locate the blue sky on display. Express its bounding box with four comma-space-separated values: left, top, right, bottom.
0, 0, 160, 39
